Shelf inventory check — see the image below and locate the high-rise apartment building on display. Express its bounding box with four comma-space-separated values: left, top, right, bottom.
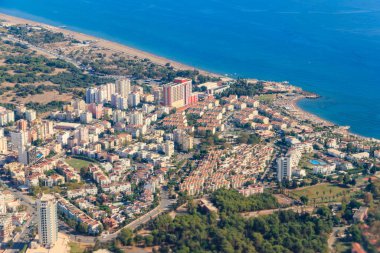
277, 156, 292, 182
10, 131, 28, 151
0, 128, 7, 154
25, 109, 37, 121
85, 87, 98, 104
19, 145, 39, 165
0, 107, 15, 126
162, 78, 196, 108
128, 92, 140, 107
116, 78, 131, 98
37, 194, 58, 248
87, 103, 103, 119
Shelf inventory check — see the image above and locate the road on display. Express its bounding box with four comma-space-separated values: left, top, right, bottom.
241, 205, 315, 218
328, 226, 349, 252
100, 187, 176, 242
4, 34, 126, 80
5, 35, 82, 69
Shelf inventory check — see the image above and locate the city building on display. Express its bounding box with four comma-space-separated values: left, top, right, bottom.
115, 78, 131, 98
11, 130, 28, 151
111, 94, 129, 110
162, 78, 196, 108
173, 129, 194, 152
19, 145, 39, 165
0, 107, 15, 126
87, 103, 103, 119
37, 194, 58, 248
85, 87, 98, 104
25, 109, 37, 121
17, 119, 28, 131
128, 92, 140, 107
277, 156, 292, 182
129, 111, 144, 125
0, 135, 7, 154
0, 215, 13, 243
80, 112, 93, 124
163, 141, 174, 157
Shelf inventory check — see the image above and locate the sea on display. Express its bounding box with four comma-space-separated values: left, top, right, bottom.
1, 0, 380, 139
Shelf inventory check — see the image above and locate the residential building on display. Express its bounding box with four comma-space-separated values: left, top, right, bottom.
10, 130, 28, 151
115, 78, 131, 97
37, 194, 58, 248
25, 109, 37, 121
0, 215, 13, 243
353, 206, 368, 223
162, 78, 195, 108
80, 112, 93, 124
129, 111, 143, 125
0, 136, 7, 154
0, 107, 15, 126
277, 156, 292, 182
128, 92, 140, 107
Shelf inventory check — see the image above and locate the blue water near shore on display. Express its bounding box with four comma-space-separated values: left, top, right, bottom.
1, 0, 380, 138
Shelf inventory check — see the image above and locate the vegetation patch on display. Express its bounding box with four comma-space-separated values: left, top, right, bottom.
289, 183, 353, 204
65, 157, 93, 170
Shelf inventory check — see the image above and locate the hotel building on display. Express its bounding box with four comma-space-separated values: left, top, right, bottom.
163, 78, 197, 108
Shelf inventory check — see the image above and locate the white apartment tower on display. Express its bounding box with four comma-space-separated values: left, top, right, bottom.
116, 78, 131, 98
10, 131, 28, 151
277, 156, 292, 182
25, 109, 37, 121
37, 194, 58, 248
128, 92, 140, 107
129, 111, 144, 125
164, 141, 175, 157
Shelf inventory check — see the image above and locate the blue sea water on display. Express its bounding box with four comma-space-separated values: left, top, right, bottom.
1, 0, 380, 138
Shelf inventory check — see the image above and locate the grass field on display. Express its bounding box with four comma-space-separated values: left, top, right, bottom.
69, 242, 86, 253
65, 158, 92, 170
289, 183, 353, 203
333, 241, 351, 253
257, 94, 276, 103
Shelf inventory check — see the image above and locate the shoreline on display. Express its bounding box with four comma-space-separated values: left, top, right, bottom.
0, 12, 378, 142
295, 96, 380, 142
0, 13, 223, 79
292, 97, 334, 126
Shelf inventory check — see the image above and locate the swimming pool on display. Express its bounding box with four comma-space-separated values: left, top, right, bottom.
309, 159, 326, 166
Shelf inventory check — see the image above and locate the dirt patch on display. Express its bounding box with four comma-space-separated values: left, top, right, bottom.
1, 90, 72, 104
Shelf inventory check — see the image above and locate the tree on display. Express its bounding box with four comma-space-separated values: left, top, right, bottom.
364, 192, 373, 206
349, 178, 357, 186
118, 228, 133, 246
144, 235, 154, 246
300, 195, 309, 205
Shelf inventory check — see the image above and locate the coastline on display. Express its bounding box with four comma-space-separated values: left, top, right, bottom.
0, 13, 222, 79
295, 96, 380, 142
292, 97, 334, 126
0, 12, 378, 142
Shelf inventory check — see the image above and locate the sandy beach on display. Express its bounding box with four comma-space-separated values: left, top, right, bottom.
0, 13, 222, 78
